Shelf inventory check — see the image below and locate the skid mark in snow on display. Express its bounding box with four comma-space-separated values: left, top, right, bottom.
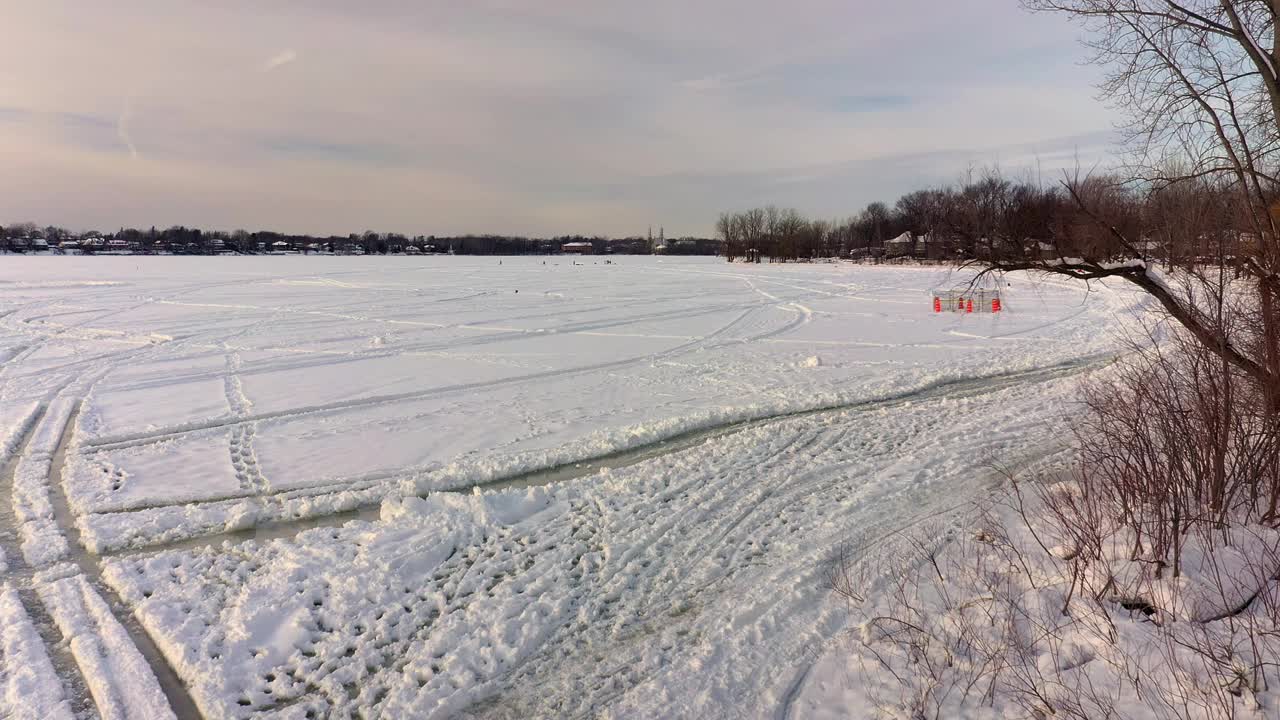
776, 663, 813, 720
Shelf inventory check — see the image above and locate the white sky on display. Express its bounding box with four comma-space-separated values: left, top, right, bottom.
0, 1, 1114, 237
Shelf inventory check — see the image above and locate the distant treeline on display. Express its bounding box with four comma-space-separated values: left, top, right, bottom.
719, 172, 1264, 264
0, 223, 722, 256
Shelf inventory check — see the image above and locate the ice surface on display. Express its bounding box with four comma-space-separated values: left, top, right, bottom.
0, 256, 1151, 718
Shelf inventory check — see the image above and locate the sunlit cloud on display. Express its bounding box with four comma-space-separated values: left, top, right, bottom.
262, 49, 298, 72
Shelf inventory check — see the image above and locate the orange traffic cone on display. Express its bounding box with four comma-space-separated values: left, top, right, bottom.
966, 298, 973, 313
933, 297, 941, 313
992, 298, 1001, 313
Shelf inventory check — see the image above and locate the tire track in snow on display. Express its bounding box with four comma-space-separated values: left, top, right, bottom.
471, 375, 1085, 719
74, 355, 1105, 718
88, 298, 774, 397
87, 352, 1114, 560
474, 426, 863, 717
41, 402, 203, 719
77, 303, 772, 455
0, 402, 100, 718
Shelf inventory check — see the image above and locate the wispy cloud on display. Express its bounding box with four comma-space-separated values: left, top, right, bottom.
260, 136, 401, 166
829, 94, 913, 113
262, 49, 298, 72
680, 70, 767, 93
0, 106, 33, 123
117, 98, 137, 160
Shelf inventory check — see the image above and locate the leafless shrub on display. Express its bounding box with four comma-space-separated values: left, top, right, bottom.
838, 460, 1280, 718
1064, 328, 1280, 578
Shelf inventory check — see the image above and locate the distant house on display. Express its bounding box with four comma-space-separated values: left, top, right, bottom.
30, 238, 49, 251
562, 241, 593, 255
272, 240, 291, 253
885, 232, 914, 258
915, 232, 952, 260
1134, 239, 1166, 260
405, 245, 422, 255
105, 238, 130, 252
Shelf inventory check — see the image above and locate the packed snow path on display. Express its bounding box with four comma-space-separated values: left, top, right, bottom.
0, 257, 1145, 718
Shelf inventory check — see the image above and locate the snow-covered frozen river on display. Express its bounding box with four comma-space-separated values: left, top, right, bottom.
0, 256, 1144, 718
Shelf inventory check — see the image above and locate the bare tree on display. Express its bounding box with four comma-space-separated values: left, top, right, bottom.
740, 208, 766, 262
1007, 0, 1280, 406
716, 212, 740, 262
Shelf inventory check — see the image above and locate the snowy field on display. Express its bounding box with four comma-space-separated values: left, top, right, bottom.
0, 256, 1146, 718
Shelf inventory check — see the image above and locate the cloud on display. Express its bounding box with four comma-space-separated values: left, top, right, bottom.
117, 98, 137, 159
0, 1, 1115, 236
260, 136, 401, 166
0, 106, 35, 122
679, 70, 767, 93
829, 94, 913, 113
262, 50, 298, 72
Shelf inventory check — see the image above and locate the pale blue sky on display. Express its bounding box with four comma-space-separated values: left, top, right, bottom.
0, 1, 1114, 236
